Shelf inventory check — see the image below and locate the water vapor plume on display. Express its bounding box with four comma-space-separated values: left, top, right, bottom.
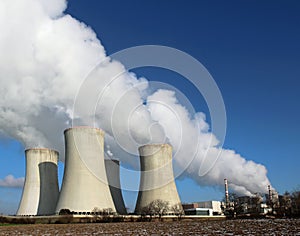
0, 0, 271, 195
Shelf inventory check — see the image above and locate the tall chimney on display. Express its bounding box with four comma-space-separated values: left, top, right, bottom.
56, 127, 116, 214
134, 144, 182, 214
224, 178, 229, 207
17, 148, 59, 216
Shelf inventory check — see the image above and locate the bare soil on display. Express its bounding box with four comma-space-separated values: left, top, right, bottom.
0, 219, 299, 235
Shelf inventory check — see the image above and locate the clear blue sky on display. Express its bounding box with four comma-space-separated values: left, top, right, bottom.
1, 0, 300, 214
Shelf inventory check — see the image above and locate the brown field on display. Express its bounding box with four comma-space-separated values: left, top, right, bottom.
0, 219, 299, 235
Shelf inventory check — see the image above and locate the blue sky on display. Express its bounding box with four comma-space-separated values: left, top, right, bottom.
0, 0, 300, 214
65, 0, 300, 195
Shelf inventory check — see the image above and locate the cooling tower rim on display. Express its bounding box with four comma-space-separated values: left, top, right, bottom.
138, 143, 172, 150
25, 148, 59, 154
64, 126, 105, 134
105, 158, 120, 163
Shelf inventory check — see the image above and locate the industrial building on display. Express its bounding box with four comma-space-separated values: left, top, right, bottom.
16, 125, 293, 219
235, 195, 263, 214
197, 201, 222, 214
134, 144, 183, 214
182, 201, 223, 216
184, 208, 214, 216
55, 127, 116, 214
17, 148, 59, 216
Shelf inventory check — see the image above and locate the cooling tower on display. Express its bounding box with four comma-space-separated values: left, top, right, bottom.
135, 144, 182, 214
17, 148, 59, 216
56, 127, 116, 214
105, 159, 127, 214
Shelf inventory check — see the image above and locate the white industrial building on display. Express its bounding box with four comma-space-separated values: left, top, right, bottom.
197, 201, 223, 215
184, 208, 214, 216
182, 201, 223, 216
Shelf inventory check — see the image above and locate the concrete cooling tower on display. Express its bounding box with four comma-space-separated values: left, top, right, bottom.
17, 148, 59, 216
105, 159, 127, 214
56, 127, 116, 214
134, 144, 182, 214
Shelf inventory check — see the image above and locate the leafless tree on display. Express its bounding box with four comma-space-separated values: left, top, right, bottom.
141, 199, 170, 219
59, 208, 71, 215
291, 191, 300, 216
171, 203, 184, 219
92, 207, 114, 215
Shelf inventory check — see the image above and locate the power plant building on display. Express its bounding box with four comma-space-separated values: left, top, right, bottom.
56, 127, 116, 214
197, 201, 222, 214
135, 144, 182, 214
17, 148, 59, 216
182, 201, 223, 216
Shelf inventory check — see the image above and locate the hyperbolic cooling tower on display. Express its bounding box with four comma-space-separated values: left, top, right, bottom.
105, 159, 127, 214
135, 144, 182, 214
56, 127, 116, 214
17, 148, 59, 216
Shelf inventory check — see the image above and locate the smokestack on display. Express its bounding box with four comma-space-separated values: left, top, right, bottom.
224, 178, 229, 207
56, 127, 116, 214
105, 159, 127, 214
134, 144, 182, 214
17, 148, 59, 216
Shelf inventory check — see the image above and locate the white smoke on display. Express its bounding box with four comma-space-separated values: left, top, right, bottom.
0, 0, 271, 195
147, 90, 270, 195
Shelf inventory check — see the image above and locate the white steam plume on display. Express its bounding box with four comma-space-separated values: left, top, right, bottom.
148, 90, 270, 195
0, 0, 271, 195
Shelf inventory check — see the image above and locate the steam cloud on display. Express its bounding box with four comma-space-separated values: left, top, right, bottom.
0, 0, 271, 195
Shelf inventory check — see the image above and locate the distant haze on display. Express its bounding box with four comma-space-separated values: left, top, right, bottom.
0, 0, 271, 195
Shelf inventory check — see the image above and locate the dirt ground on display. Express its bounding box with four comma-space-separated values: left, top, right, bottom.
0, 219, 299, 235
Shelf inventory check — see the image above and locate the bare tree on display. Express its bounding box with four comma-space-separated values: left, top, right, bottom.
141, 199, 170, 219
59, 208, 71, 215
103, 208, 114, 215
171, 203, 184, 219
141, 204, 154, 217
278, 191, 292, 216
92, 207, 114, 215
92, 207, 102, 215
291, 191, 300, 216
